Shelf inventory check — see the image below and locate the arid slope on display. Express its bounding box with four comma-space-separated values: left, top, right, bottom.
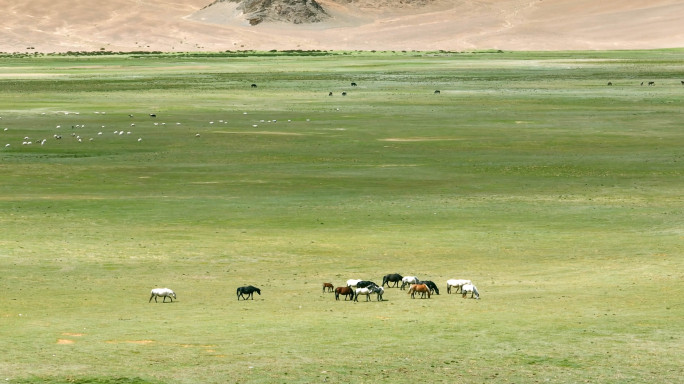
1, 0, 683, 52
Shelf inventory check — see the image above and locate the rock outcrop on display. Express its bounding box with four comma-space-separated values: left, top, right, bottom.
205, 0, 329, 25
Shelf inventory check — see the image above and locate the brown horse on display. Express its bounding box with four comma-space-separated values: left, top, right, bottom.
335, 286, 355, 301
322, 282, 334, 293
408, 284, 430, 299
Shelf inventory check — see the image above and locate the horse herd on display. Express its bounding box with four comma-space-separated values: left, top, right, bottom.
326, 274, 480, 302
149, 275, 479, 304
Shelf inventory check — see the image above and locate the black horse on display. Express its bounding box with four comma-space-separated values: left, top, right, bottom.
237, 285, 261, 300
356, 280, 378, 289
382, 273, 403, 288
422, 280, 440, 295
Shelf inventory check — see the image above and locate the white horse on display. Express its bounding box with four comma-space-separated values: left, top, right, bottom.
346, 279, 362, 288
354, 287, 374, 302
149, 288, 176, 303
401, 276, 419, 290
446, 279, 472, 294
461, 283, 480, 299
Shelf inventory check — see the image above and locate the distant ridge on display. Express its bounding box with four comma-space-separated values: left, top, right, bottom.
1, 0, 683, 53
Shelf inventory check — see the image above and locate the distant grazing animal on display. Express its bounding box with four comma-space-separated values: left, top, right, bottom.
607, 82, 612, 86
341, 92, 347, 96
446, 279, 471, 294
149, 113, 156, 117
322, 282, 334, 293
236, 285, 261, 300
681, 80, 684, 85
648, 81, 655, 86
422, 280, 440, 295
382, 273, 403, 288
641, 82, 644, 86
434, 90, 440, 94
401, 276, 419, 290
328, 92, 333, 96
149, 288, 176, 303
335, 286, 355, 301
461, 283, 480, 299
351, 82, 357, 86
408, 284, 430, 299
251, 84, 257, 88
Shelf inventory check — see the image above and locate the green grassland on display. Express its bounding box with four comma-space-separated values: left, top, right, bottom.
0, 50, 682, 384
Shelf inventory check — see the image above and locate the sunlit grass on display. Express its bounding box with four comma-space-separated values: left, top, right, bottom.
0, 50, 682, 383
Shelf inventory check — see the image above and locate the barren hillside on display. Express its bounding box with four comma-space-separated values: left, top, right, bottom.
1, 0, 683, 52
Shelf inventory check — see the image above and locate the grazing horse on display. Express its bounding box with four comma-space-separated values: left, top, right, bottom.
461, 283, 480, 299
328, 91, 333, 96
422, 280, 440, 295
251, 83, 257, 88
335, 286, 355, 301
149, 113, 157, 118
351, 82, 357, 86
446, 279, 471, 294
341, 92, 347, 96
607, 82, 612, 86
149, 288, 176, 303
236, 285, 261, 300
681, 80, 684, 85
401, 276, 419, 290
408, 284, 430, 299
382, 273, 403, 288
648, 81, 655, 86
322, 282, 334, 293
354, 286, 382, 302
375, 286, 385, 301
356, 280, 378, 289
434, 90, 440, 94
354, 287, 374, 302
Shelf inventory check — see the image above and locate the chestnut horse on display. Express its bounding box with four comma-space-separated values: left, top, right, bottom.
408, 284, 430, 299
322, 282, 334, 293
335, 286, 355, 301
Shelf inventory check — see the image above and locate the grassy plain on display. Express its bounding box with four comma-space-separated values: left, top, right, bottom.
0, 50, 682, 384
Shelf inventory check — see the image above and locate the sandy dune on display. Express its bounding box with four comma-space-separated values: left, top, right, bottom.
1, 0, 682, 52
